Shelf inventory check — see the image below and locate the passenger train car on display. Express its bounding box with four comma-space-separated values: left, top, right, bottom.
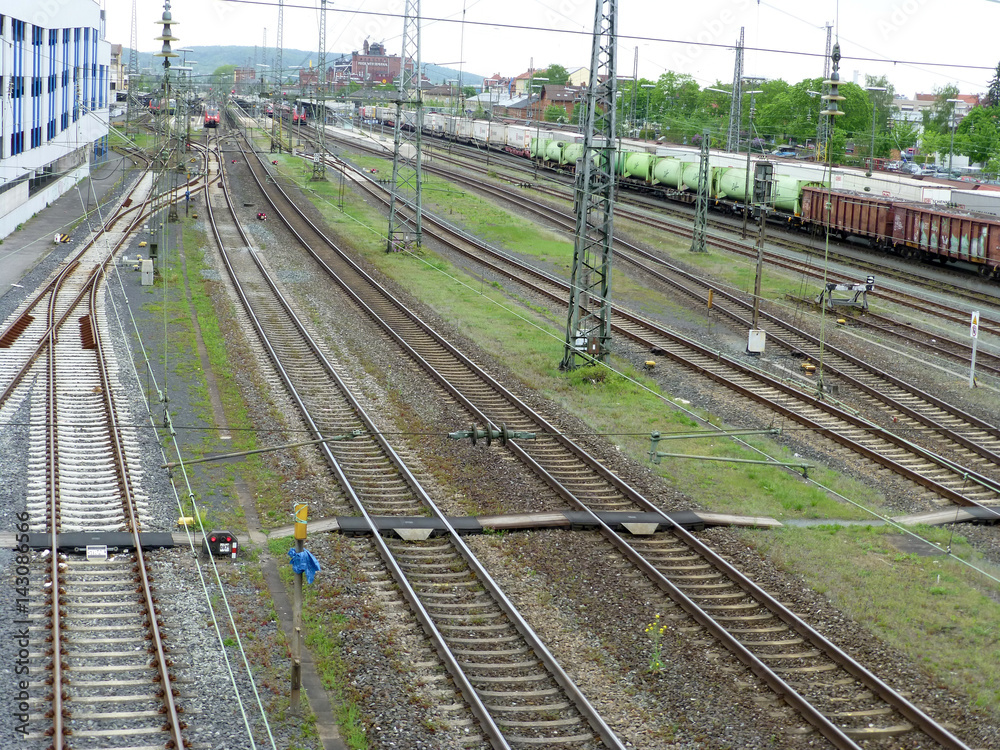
358, 105, 1000, 279
203, 104, 220, 128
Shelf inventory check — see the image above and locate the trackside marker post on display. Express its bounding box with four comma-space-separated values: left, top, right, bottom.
969, 311, 979, 388
291, 503, 307, 710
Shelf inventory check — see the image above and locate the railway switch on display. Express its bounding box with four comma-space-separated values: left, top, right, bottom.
204, 531, 238, 559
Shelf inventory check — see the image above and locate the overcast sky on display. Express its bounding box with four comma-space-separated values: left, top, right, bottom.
103, 0, 999, 98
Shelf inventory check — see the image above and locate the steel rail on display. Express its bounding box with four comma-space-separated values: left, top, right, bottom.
417, 156, 1000, 385
338, 125, 1000, 336
225, 121, 624, 748
269, 135, 971, 748
89, 272, 185, 747
330, 143, 976, 749
331, 154, 997, 506
266, 118, 977, 748
209, 135, 511, 749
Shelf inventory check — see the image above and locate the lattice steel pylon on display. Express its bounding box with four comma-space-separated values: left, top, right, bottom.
271, 0, 284, 152
125, 0, 138, 134
312, 0, 327, 180
726, 27, 744, 153
560, 0, 617, 370
690, 130, 710, 253
387, 0, 422, 252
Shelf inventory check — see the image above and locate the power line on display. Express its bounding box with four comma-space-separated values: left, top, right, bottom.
217, 0, 997, 72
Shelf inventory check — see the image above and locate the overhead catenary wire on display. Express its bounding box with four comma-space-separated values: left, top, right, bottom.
95, 158, 280, 748
216, 0, 999, 73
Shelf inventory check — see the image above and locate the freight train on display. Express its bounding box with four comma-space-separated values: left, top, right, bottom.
357, 105, 1000, 279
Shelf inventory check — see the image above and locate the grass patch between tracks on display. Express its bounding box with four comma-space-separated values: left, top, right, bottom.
277, 144, 886, 523
268, 142, 1000, 720
745, 524, 1000, 713
269, 536, 370, 749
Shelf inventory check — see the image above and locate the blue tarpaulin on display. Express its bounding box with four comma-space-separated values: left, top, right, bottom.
288, 548, 321, 584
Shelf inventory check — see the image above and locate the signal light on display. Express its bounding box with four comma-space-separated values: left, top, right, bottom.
203, 530, 238, 559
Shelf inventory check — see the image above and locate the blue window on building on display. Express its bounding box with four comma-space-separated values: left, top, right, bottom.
91, 29, 97, 110
48, 28, 57, 140
12, 20, 24, 154
83, 28, 89, 112
73, 28, 80, 122
62, 29, 69, 131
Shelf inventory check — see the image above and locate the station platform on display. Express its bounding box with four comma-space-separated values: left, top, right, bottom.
0, 151, 133, 295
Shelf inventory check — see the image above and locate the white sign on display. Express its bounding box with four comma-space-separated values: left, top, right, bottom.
970, 311, 980, 340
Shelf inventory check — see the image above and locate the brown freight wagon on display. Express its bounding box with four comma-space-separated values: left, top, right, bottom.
800, 187, 894, 244
890, 203, 1000, 276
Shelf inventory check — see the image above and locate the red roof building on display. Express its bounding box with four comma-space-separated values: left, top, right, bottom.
350, 39, 414, 86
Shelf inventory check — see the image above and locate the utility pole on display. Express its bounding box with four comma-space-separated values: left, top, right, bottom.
630, 45, 638, 136
271, 0, 284, 152
125, 0, 138, 135
749, 161, 773, 339
387, 0, 422, 252
312, 0, 327, 179
726, 28, 744, 153
561, 0, 617, 370
690, 130, 710, 253
818, 22, 833, 160
155, 4, 180, 222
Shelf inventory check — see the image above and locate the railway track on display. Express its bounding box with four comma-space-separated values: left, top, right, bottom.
431, 135, 1000, 312
340, 124, 1000, 352
226, 112, 977, 748
416, 167, 1000, 484
0, 159, 191, 748
213, 127, 623, 747
314, 147, 1000, 512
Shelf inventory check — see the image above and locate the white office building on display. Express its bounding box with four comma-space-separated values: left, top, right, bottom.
0, 0, 110, 238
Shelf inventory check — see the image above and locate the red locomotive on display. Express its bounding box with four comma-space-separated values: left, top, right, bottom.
203, 104, 220, 128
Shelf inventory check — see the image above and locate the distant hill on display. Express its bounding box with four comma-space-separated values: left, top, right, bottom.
128, 46, 484, 88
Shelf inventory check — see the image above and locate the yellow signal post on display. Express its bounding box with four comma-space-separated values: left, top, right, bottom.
294, 503, 308, 539
291, 502, 307, 710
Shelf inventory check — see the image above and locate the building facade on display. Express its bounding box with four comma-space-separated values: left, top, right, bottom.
109, 42, 124, 101
0, 0, 111, 239
351, 40, 412, 85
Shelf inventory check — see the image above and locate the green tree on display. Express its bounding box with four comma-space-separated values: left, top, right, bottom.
650, 71, 705, 142
211, 64, 236, 89
887, 120, 919, 155
543, 104, 568, 123
922, 83, 961, 134
863, 74, 898, 159
918, 129, 947, 164
462, 86, 477, 99
545, 64, 570, 85
955, 105, 1000, 165
985, 61, 1000, 108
